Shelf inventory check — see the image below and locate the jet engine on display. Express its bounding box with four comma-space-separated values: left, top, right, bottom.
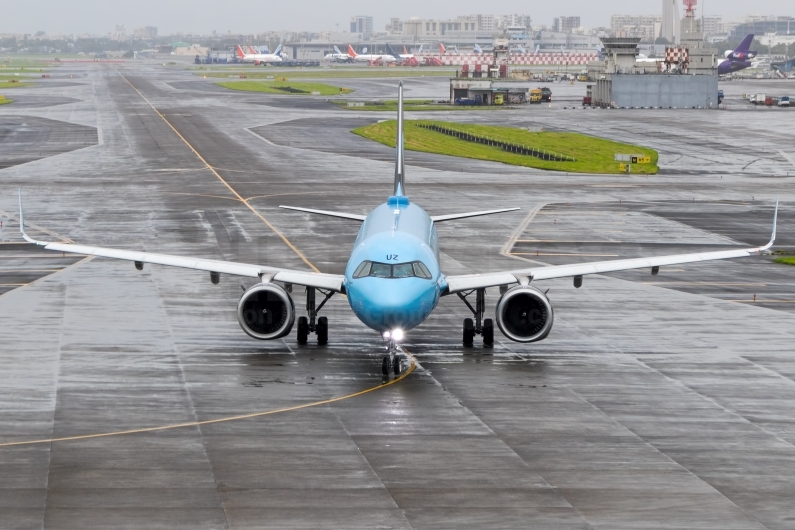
495, 286, 554, 343
237, 283, 295, 340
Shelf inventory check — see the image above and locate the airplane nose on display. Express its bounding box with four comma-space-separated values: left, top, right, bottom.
348, 280, 437, 332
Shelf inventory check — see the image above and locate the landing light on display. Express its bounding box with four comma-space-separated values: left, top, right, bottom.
383, 331, 391, 339
391, 329, 404, 342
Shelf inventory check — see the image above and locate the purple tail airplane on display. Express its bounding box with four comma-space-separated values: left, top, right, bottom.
718, 34, 756, 75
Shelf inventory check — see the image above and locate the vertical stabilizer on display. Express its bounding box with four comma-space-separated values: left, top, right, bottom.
394, 82, 405, 197
734, 34, 754, 53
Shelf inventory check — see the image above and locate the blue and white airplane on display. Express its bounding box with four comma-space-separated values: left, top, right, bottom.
18, 83, 778, 377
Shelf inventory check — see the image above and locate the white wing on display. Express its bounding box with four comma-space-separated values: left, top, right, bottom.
18, 192, 345, 292
444, 200, 778, 294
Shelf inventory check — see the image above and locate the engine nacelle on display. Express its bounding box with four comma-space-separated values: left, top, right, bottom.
237, 283, 295, 340
495, 285, 554, 343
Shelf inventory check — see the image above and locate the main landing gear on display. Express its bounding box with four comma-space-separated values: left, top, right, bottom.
457, 288, 494, 348
381, 335, 403, 378
296, 286, 333, 345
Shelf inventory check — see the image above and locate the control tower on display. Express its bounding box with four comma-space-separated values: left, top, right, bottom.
679, 0, 717, 75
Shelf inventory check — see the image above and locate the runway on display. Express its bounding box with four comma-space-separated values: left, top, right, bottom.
1, 62, 794, 529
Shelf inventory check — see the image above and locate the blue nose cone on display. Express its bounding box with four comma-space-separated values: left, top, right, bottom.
347, 278, 438, 332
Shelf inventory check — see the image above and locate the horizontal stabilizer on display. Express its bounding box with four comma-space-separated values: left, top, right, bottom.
431, 207, 520, 223
279, 205, 366, 221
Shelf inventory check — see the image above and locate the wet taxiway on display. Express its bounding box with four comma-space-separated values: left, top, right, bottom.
0, 62, 794, 529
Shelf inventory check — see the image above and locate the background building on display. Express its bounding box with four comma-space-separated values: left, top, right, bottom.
660, 0, 681, 43
553, 17, 581, 33
729, 16, 795, 38
611, 15, 662, 41
350, 16, 373, 39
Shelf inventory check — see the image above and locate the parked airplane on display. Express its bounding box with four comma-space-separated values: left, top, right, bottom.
323, 45, 352, 62
718, 34, 757, 75
17, 83, 779, 377
474, 44, 483, 53
771, 56, 795, 75
386, 43, 422, 60
347, 45, 397, 63
236, 44, 283, 65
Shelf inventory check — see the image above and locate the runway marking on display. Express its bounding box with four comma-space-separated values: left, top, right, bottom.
0, 256, 94, 301
0, 209, 74, 244
510, 252, 620, 257
0, 283, 28, 287
0, 350, 416, 448
118, 73, 320, 273
641, 282, 767, 287
730, 299, 795, 303
779, 150, 795, 169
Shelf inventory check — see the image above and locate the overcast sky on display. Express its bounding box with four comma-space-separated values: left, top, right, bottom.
3, 0, 792, 35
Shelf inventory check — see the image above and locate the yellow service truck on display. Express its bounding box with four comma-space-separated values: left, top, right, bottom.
529, 89, 542, 103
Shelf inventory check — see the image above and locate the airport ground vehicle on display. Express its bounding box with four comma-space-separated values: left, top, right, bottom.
494, 94, 504, 105
582, 96, 592, 106
454, 98, 476, 106
540, 87, 552, 102
17, 83, 779, 376
717, 90, 724, 104
529, 89, 542, 103
777, 96, 790, 107
750, 93, 765, 104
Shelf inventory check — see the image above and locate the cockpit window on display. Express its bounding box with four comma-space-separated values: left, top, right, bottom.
370, 263, 392, 278
392, 263, 414, 278
353, 261, 433, 279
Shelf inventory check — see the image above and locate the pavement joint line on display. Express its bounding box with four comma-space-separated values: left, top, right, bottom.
779, 150, 795, 169
117, 72, 320, 273
0, 208, 74, 244
0, 349, 416, 448
0, 256, 93, 302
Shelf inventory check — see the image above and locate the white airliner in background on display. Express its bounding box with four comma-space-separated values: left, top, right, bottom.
323, 45, 352, 62
346, 45, 397, 63
16, 83, 779, 377
236, 45, 283, 65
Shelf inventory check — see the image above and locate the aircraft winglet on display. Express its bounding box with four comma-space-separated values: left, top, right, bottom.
759, 197, 778, 251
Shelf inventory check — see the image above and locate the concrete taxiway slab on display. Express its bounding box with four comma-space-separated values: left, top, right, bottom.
0, 63, 794, 529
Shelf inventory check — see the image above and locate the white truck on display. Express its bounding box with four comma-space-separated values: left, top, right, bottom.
749, 93, 765, 105
779, 96, 790, 107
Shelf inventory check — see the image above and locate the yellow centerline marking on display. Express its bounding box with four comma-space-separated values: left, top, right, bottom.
0, 349, 416, 448
118, 73, 319, 273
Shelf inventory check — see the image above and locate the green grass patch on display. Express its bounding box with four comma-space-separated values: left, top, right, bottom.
0, 97, 12, 105
0, 80, 36, 88
352, 120, 658, 174
774, 257, 795, 266
215, 80, 350, 95
196, 68, 454, 79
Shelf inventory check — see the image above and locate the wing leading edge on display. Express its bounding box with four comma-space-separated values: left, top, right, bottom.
444, 199, 778, 294
18, 191, 345, 292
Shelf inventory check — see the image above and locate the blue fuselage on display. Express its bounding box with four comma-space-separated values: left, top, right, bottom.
344, 196, 444, 333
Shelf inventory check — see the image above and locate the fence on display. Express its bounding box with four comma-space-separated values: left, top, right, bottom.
417, 123, 575, 162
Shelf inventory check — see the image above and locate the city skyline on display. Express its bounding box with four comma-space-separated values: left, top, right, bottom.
3, 0, 794, 36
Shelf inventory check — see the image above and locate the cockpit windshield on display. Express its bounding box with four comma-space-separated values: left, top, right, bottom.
353, 260, 432, 279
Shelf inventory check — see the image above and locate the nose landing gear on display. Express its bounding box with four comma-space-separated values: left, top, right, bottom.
457, 288, 494, 348
297, 286, 333, 345
382, 339, 403, 378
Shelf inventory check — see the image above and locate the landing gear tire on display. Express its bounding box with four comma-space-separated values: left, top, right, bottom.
382, 356, 390, 377
297, 316, 309, 344
483, 318, 494, 347
393, 355, 401, 376
317, 316, 328, 345
463, 318, 474, 346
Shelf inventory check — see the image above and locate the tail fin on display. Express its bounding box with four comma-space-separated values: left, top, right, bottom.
418, 44, 423, 54
347, 45, 357, 57
735, 34, 754, 53
517, 45, 526, 54
386, 43, 400, 59
236, 45, 246, 59
273, 44, 282, 56
403, 46, 408, 54
439, 43, 446, 55
333, 45, 342, 54
394, 82, 405, 197
453, 45, 458, 53
595, 44, 603, 60
474, 44, 482, 53
535, 44, 540, 53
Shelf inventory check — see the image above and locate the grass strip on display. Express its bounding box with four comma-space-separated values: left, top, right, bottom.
215, 80, 351, 95
352, 120, 658, 174
0, 81, 36, 88
196, 68, 455, 79
0, 97, 12, 105
774, 257, 795, 266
